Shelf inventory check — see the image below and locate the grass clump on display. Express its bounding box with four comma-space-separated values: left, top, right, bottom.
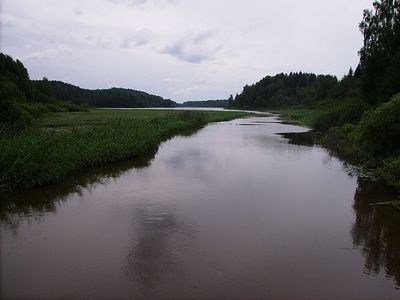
0, 109, 250, 190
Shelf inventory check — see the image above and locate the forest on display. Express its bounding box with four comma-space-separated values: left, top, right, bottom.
42, 80, 177, 108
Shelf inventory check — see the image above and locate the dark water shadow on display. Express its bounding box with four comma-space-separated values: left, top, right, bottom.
237, 123, 264, 126
352, 179, 400, 289
0, 154, 155, 232
277, 131, 318, 146
279, 130, 400, 288
0, 126, 202, 232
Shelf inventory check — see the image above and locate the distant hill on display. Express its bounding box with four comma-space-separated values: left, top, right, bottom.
33, 80, 178, 108
181, 99, 231, 108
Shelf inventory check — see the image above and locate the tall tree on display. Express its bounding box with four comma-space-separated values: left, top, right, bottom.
359, 0, 400, 103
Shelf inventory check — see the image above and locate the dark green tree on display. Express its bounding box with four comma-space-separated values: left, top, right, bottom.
359, 0, 400, 103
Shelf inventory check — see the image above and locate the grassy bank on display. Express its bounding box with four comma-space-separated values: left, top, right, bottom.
0, 109, 250, 191
267, 108, 324, 128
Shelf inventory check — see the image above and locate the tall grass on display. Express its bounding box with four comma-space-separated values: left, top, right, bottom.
0, 110, 250, 190
268, 108, 325, 128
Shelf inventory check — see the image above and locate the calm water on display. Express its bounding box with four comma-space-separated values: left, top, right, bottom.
1, 114, 400, 300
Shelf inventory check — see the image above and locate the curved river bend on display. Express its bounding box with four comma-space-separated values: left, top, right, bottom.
1, 114, 400, 300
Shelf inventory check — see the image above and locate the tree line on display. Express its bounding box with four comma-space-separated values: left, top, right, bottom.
42, 80, 177, 108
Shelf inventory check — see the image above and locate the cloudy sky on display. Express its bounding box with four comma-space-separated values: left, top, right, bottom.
1, 0, 372, 102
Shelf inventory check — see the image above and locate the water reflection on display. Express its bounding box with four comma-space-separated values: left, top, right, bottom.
125, 203, 195, 294
283, 131, 400, 289
352, 179, 400, 288
0, 156, 153, 232
277, 131, 317, 146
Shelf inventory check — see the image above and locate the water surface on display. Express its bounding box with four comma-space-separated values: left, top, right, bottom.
1, 114, 400, 300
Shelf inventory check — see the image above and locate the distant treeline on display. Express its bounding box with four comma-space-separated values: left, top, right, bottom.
0, 53, 179, 129
231, 0, 400, 112
181, 99, 232, 107
41, 80, 177, 108
231, 72, 346, 108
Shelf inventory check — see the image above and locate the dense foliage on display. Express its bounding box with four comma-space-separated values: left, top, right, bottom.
231, 72, 339, 108
0, 53, 89, 129
321, 94, 400, 187
0, 53, 32, 99
0, 81, 32, 130
357, 94, 400, 159
359, 0, 400, 103
42, 80, 178, 108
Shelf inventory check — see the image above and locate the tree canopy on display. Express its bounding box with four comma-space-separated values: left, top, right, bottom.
358, 0, 400, 103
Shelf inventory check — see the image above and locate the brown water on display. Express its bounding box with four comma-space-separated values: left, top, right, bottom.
1, 114, 400, 300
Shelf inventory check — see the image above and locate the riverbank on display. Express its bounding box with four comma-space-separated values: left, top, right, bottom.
268, 100, 400, 190
267, 108, 324, 128
0, 109, 251, 191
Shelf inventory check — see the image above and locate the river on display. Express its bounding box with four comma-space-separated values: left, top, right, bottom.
1, 113, 400, 300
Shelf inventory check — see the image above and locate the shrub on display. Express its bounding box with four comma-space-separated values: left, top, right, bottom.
313, 98, 368, 132
21, 102, 50, 118
0, 82, 32, 130
356, 93, 400, 158
377, 156, 400, 188
321, 124, 358, 160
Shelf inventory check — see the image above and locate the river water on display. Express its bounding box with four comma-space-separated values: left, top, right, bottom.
1, 114, 400, 300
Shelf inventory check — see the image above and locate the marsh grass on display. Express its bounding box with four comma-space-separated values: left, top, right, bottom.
0, 109, 250, 190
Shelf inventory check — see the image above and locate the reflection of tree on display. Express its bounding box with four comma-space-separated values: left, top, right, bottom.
125, 203, 195, 294
0, 155, 154, 232
277, 131, 317, 146
352, 178, 400, 288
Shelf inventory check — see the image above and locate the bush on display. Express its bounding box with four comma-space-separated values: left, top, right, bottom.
67, 103, 83, 112
321, 124, 358, 160
21, 102, 50, 118
0, 82, 32, 130
313, 98, 368, 132
356, 93, 400, 158
377, 156, 400, 188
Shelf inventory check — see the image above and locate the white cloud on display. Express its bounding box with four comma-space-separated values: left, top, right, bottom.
23, 44, 74, 61
121, 29, 154, 48
160, 31, 217, 63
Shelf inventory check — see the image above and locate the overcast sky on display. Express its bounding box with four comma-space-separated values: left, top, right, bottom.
1, 0, 372, 102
